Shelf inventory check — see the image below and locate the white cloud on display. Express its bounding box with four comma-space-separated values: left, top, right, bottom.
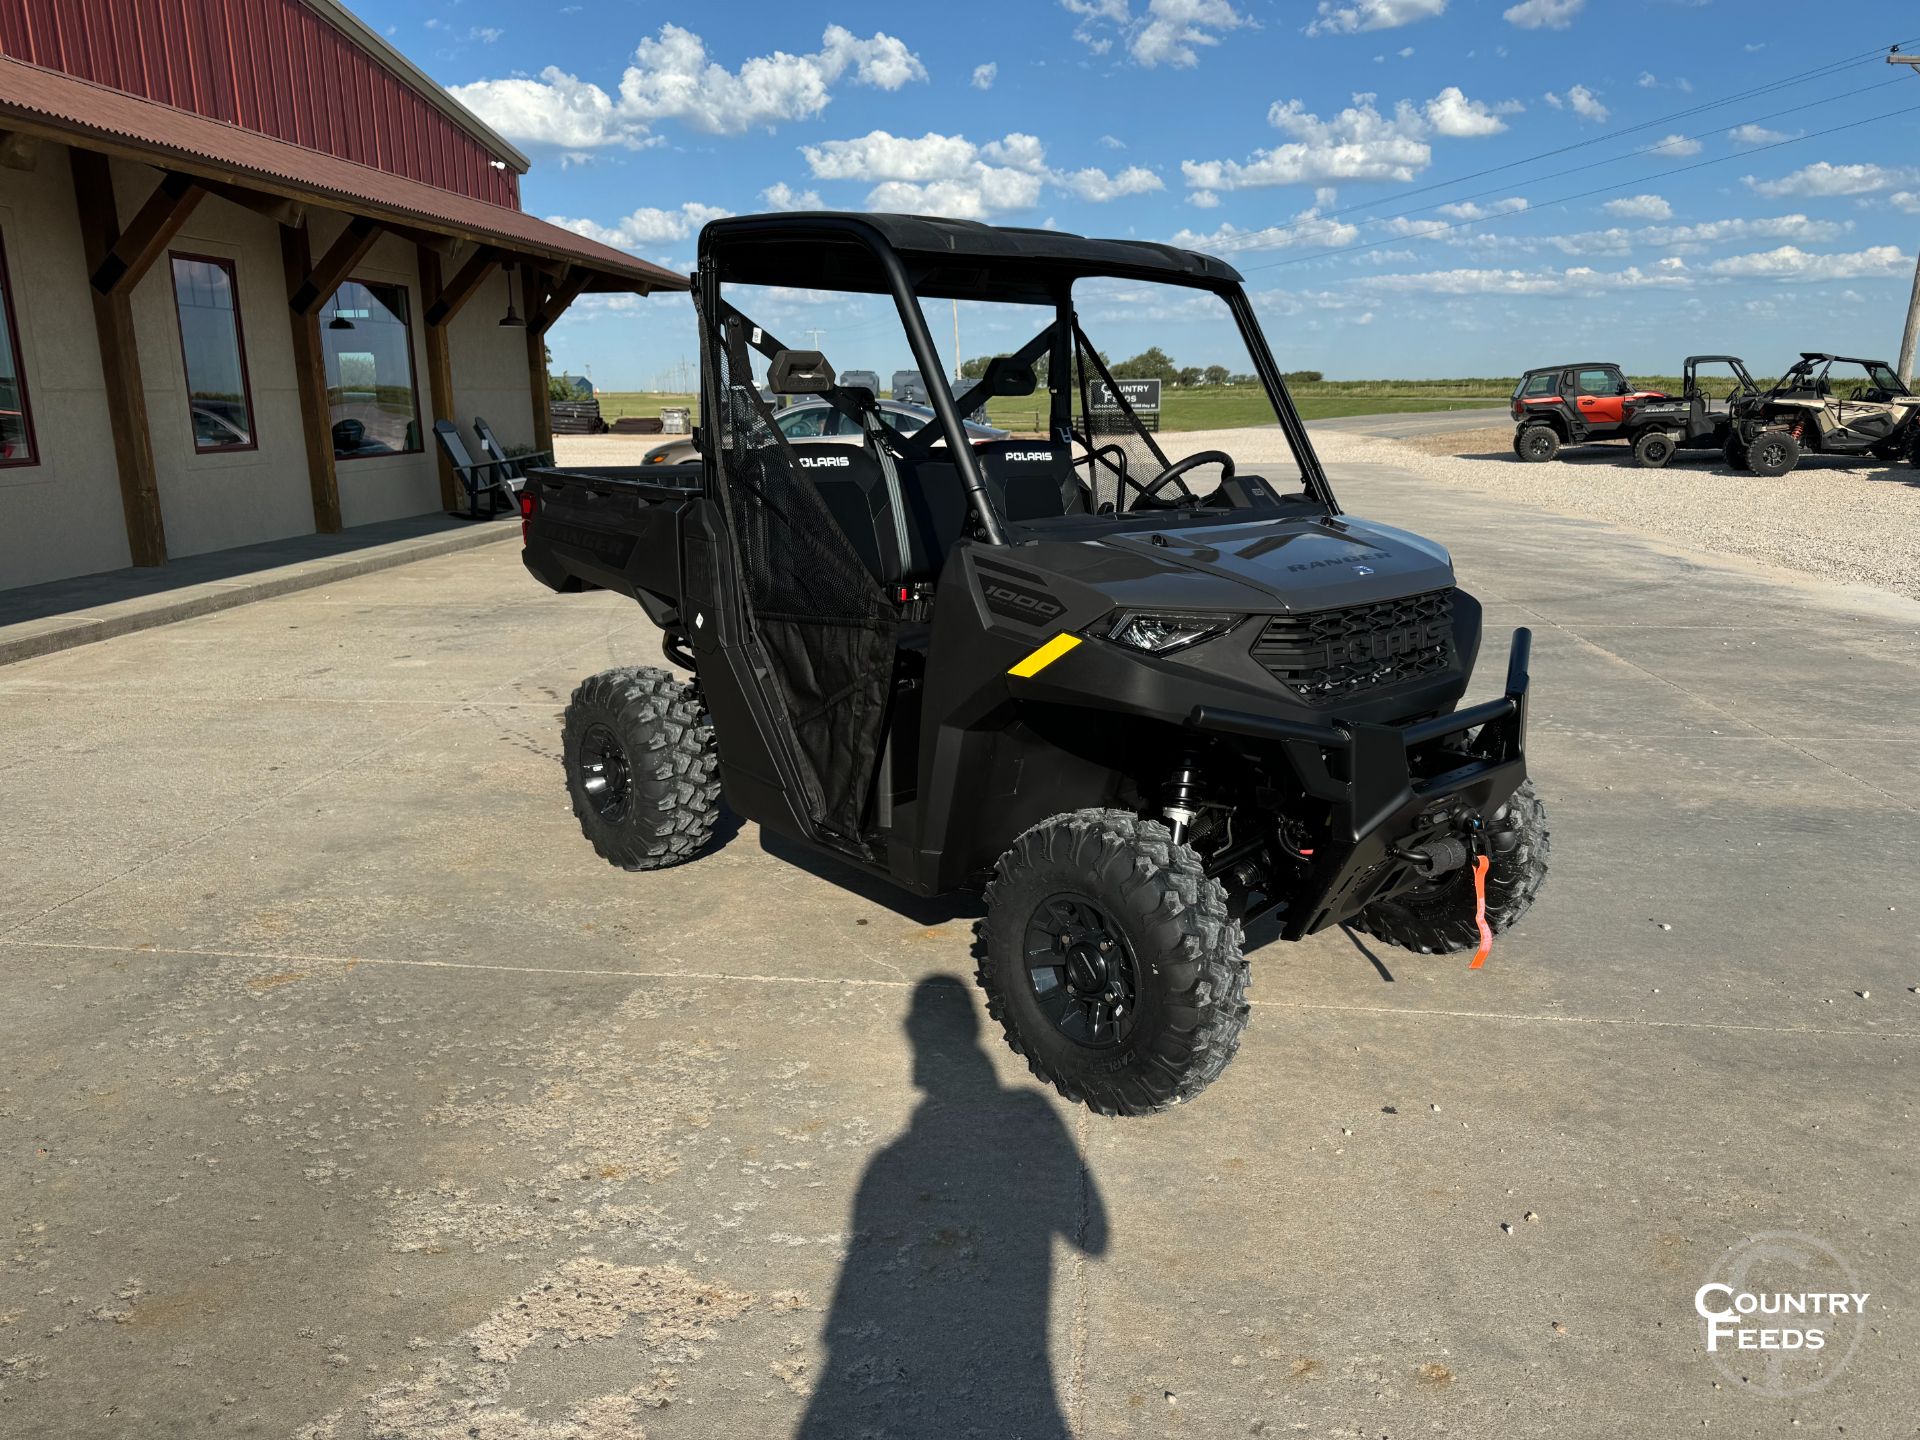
1366, 262, 1687, 295
450, 24, 926, 147
1649, 133, 1702, 157
1434, 196, 1528, 220
1058, 165, 1165, 201
1424, 85, 1521, 137
550, 200, 732, 248
1892, 192, 1920, 215
1063, 0, 1250, 68
1099, 134, 1128, 149
1170, 208, 1363, 253
1728, 123, 1793, 145
1305, 0, 1446, 37
759, 182, 822, 211
1504, 0, 1584, 28
1544, 213, 1852, 256
1637, 70, 1691, 93
1542, 84, 1608, 122
972, 62, 998, 90
1603, 194, 1672, 220
1703, 245, 1909, 280
1745, 162, 1919, 198
1181, 87, 1513, 193
1188, 189, 1221, 207
801, 130, 1161, 217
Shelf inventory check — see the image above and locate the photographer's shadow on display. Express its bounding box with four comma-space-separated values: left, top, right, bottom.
797, 976, 1108, 1439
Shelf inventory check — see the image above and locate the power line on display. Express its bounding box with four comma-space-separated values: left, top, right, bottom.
1213, 36, 1920, 252
1244, 100, 1920, 272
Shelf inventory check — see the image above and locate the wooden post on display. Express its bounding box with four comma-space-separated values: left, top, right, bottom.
418, 246, 461, 511
69, 149, 166, 568
281, 223, 342, 533
524, 268, 555, 456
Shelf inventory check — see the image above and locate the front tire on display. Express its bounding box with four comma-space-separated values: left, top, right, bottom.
1746, 430, 1800, 477
1514, 426, 1560, 463
974, 810, 1250, 1116
1724, 435, 1750, 471
1352, 782, 1550, 956
1632, 430, 1676, 469
562, 666, 720, 871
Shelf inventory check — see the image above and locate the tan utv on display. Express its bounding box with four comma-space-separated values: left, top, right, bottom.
1724, 352, 1920, 476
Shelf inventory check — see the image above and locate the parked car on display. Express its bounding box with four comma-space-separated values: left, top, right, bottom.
1510, 361, 1668, 461
1722, 352, 1920, 476
638, 397, 1009, 465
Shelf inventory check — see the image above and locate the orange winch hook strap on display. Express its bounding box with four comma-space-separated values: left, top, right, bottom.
1468, 854, 1493, 970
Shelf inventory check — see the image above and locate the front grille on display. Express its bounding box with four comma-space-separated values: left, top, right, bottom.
1253, 589, 1456, 704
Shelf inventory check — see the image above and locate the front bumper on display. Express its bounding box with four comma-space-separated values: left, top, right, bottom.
1189, 627, 1532, 939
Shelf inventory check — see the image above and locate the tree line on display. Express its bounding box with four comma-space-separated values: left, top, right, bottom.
960, 346, 1322, 389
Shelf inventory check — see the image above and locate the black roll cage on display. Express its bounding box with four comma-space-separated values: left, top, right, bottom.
696, 213, 1342, 547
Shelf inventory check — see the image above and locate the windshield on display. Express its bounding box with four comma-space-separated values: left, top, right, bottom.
715, 269, 1327, 545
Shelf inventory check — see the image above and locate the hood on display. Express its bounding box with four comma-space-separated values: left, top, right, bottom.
1026, 513, 1455, 613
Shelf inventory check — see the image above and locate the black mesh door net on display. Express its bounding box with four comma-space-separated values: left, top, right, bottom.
699, 299, 898, 843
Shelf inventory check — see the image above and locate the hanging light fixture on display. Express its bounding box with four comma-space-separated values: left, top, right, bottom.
498, 261, 525, 328
327, 308, 355, 331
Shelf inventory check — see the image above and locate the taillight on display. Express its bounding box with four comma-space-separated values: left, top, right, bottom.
519, 490, 535, 545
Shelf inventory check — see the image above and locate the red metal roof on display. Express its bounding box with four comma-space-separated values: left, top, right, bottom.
0, 56, 687, 291
0, 0, 523, 205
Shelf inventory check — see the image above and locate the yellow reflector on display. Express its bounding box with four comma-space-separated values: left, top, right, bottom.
1008, 633, 1082, 678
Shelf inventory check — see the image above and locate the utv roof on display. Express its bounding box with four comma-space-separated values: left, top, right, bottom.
699, 211, 1243, 303
1794, 352, 1893, 367
1525, 361, 1618, 373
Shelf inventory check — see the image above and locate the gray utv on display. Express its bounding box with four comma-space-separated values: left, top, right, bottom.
520, 213, 1550, 1116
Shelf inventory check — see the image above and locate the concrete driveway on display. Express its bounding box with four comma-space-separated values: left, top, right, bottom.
2, 432, 1916, 1438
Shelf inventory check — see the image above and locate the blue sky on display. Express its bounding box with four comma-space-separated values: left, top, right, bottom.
359, 0, 1920, 388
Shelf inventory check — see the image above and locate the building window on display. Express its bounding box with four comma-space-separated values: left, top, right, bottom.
170, 254, 256, 453
320, 280, 422, 459
0, 232, 36, 469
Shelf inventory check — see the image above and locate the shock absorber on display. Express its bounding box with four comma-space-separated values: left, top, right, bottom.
1163, 758, 1203, 846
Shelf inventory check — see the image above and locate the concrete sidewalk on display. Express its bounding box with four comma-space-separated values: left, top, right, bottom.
0, 513, 520, 667
1, 437, 1915, 1438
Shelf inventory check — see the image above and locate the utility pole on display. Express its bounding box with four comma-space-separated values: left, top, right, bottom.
1892, 48, 1920, 383
952, 298, 962, 381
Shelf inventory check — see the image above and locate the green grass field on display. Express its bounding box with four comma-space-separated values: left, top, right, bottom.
595, 384, 1511, 433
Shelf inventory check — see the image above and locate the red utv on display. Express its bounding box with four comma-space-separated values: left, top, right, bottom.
1511, 362, 1667, 462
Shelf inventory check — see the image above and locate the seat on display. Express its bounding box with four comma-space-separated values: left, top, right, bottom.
971, 440, 1088, 522
433, 420, 520, 520
473, 416, 553, 493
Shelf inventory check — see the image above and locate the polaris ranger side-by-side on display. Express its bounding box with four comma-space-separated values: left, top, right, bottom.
521, 213, 1550, 1116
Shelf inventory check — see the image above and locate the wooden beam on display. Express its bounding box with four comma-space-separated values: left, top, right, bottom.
201, 179, 305, 229
89, 171, 205, 295
69, 149, 166, 567
531, 267, 594, 337
281, 224, 342, 533
418, 246, 462, 512
525, 265, 555, 458
0, 130, 39, 171
423, 244, 499, 328
388, 222, 459, 258
289, 215, 381, 316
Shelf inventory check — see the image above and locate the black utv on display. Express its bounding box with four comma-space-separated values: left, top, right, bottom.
520, 213, 1550, 1116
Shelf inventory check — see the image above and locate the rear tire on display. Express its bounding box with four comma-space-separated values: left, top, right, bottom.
974, 809, 1249, 1116
1352, 782, 1550, 956
562, 666, 720, 871
1746, 430, 1800, 477
1633, 430, 1676, 469
1514, 426, 1560, 463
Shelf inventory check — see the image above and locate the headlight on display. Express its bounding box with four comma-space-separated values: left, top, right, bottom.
1105, 611, 1241, 655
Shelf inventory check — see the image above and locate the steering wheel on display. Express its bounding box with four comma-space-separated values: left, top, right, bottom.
1133, 450, 1235, 507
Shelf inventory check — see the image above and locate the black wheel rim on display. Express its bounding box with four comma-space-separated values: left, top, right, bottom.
578, 723, 632, 822
1524, 432, 1551, 458
1757, 439, 1786, 469
1024, 893, 1141, 1049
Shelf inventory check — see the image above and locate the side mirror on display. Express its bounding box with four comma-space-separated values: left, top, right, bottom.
768, 349, 834, 395
984, 357, 1038, 397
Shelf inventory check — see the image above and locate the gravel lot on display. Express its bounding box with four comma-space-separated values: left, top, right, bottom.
555, 420, 1920, 603
1317, 425, 1920, 603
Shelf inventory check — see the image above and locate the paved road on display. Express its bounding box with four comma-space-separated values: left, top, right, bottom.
3, 436, 1915, 1438
1308, 405, 1508, 438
